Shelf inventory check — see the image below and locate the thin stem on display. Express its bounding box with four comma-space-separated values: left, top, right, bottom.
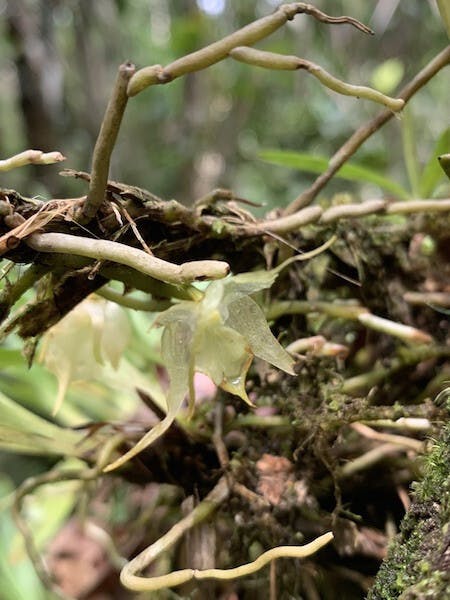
387, 199, 450, 214
340, 346, 450, 395
267, 300, 432, 344
14, 252, 200, 301
127, 3, 371, 96
358, 313, 432, 344
0, 150, 65, 172
230, 415, 290, 429
284, 45, 450, 214
79, 62, 136, 223
403, 291, 450, 307
339, 443, 402, 478
121, 474, 332, 592
96, 285, 172, 311
320, 199, 386, 223
286, 335, 349, 358
121, 476, 230, 590
359, 418, 432, 432
266, 300, 367, 321
229, 48, 403, 111
253, 206, 323, 234
26, 232, 229, 285
256, 198, 450, 234
350, 422, 423, 453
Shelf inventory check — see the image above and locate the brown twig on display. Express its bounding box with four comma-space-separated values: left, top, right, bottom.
127, 4, 371, 96
229, 48, 403, 111
78, 62, 136, 223
350, 423, 423, 453
284, 45, 450, 214
404, 291, 450, 307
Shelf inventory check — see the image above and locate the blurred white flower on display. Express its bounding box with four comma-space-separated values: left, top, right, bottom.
39, 297, 130, 415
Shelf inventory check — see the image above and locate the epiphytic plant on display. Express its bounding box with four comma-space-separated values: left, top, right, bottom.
1, 3, 450, 598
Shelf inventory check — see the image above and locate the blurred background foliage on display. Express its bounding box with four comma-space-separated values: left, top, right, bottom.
0, 1, 449, 597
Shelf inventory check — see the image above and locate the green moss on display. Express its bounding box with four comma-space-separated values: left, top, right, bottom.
417, 425, 450, 506
369, 423, 450, 599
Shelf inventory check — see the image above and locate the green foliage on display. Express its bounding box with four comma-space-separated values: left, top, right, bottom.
0, 478, 49, 600
258, 150, 410, 199
437, 0, 450, 37
401, 106, 420, 197
419, 128, 450, 196
0, 391, 82, 456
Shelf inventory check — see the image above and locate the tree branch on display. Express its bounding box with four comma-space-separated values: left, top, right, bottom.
127, 3, 372, 96
284, 45, 450, 214
229, 47, 403, 111
26, 232, 230, 285
78, 62, 136, 223
255, 198, 450, 234
0, 150, 65, 172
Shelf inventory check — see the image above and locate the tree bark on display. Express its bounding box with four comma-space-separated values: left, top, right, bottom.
369, 416, 450, 600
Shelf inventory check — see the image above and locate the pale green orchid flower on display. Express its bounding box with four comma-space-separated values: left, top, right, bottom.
104, 237, 335, 473
104, 270, 293, 473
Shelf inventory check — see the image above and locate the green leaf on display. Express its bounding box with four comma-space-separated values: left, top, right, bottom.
437, 0, 450, 37
419, 128, 450, 195
0, 348, 27, 368
401, 106, 420, 197
259, 150, 410, 200
0, 391, 83, 456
